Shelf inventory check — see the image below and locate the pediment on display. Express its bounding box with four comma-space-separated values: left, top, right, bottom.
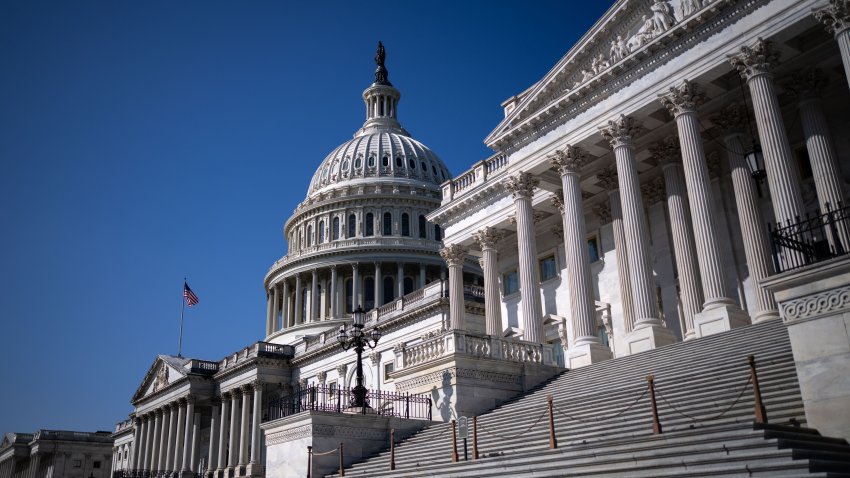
131, 355, 189, 403
485, 0, 733, 149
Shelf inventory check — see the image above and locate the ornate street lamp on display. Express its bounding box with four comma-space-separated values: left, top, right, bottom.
336, 305, 381, 409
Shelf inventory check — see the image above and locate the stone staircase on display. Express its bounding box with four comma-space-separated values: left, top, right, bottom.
324, 320, 850, 477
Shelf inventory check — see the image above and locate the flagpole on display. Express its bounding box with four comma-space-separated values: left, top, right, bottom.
178, 278, 186, 357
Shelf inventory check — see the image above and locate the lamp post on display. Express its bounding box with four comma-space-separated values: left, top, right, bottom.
336, 305, 381, 409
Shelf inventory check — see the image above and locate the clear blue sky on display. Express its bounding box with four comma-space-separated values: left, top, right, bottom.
0, 1, 611, 433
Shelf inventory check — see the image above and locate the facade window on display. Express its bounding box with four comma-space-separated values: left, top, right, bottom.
588, 236, 600, 263
383, 212, 392, 235
348, 214, 356, 238
354, 157, 362, 169
94, 461, 101, 469
318, 220, 325, 244
345, 279, 353, 313
384, 362, 395, 381
364, 277, 375, 310
368, 156, 375, 167
332, 217, 340, 240
435, 224, 442, 241
419, 215, 427, 238
328, 380, 337, 394
503, 270, 519, 295
401, 213, 410, 236
540, 255, 558, 282
408, 158, 416, 169
365, 213, 374, 236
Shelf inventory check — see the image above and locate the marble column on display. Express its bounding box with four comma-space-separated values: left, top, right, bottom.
551, 146, 612, 366
266, 286, 275, 336
130, 418, 142, 470
815, 0, 850, 90
375, 262, 383, 306
601, 116, 675, 353
652, 138, 705, 339
228, 392, 240, 468
730, 38, 805, 226
660, 81, 749, 336
786, 69, 849, 250
189, 411, 201, 474
504, 172, 544, 343
239, 385, 252, 466
164, 404, 177, 473
712, 105, 779, 322
329, 266, 338, 318
150, 410, 162, 472
352, 264, 361, 310
181, 397, 195, 472
173, 400, 186, 472
597, 168, 636, 332
249, 382, 263, 473
282, 280, 290, 328
137, 416, 148, 471
157, 407, 170, 472
419, 265, 426, 288
473, 227, 504, 336
208, 398, 220, 474
440, 244, 468, 331
294, 274, 303, 325
397, 263, 405, 298
217, 393, 230, 471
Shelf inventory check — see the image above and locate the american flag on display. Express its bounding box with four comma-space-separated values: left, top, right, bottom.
184, 282, 199, 307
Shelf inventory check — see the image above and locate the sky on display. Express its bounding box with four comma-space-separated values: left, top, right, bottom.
0, 1, 611, 433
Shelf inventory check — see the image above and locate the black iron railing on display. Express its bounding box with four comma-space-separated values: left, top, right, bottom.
265, 385, 432, 422
769, 203, 850, 273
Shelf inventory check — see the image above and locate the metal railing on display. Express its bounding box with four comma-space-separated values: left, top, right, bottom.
265, 385, 432, 422
769, 203, 850, 273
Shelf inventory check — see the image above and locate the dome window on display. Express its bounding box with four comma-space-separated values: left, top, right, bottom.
318, 220, 325, 244
395, 156, 403, 168
408, 158, 416, 169
421, 161, 427, 171
419, 215, 427, 239
332, 217, 340, 240
365, 213, 374, 236
347, 214, 356, 238
382, 156, 390, 167
342, 159, 350, 171
401, 213, 410, 237
307, 225, 314, 247
383, 212, 392, 235
368, 156, 375, 167
431, 165, 437, 176
354, 157, 362, 169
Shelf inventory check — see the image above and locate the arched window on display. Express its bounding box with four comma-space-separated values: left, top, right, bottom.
435, 224, 442, 241
383, 212, 392, 235
401, 213, 410, 237
332, 217, 340, 240
364, 277, 375, 310
354, 157, 362, 169
419, 215, 427, 238
318, 220, 325, 244
368, 156, 375, 167
345, 279, 353, 313
404, 277, 414, 295
365, 213, 374, 236
383, 276, 394, 304
348, 214, 356, 238
307, 225, 313, 246
408, 158, 416, 169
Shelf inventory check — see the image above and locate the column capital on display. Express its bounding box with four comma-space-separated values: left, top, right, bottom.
440, 243, 469, 267
729, 37, 780, 81
369, 351, 381, 366
649, 136, 681, 168
641, 177, 666, 206
336, 363, 348, 376
550, 192, 565, 214
710, 104, 750, 136
548, 145, 587, 176
351, 263, 359, 272
251, 379, 263, 390
316, 371, 327, 384
600, 114, 642, 148
472, 226, 505, 251
220, 390, 231, 400
814, 0, 850, 36
297, 378, 309, 389
783, 68, 829, 101
184, 394, 195, 405
595, 165, 619, 191
211, 395, 222, 406
503, 172, 539, 199
241, 383, 253, 395
593, 202, 612, 224
478, 257, 486, 268
659, 80, 706, 116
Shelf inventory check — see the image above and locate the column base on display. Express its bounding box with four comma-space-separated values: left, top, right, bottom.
752, 309, 780, 324
693, 304, 751, 338
566, 342, 613, 369
245, 462, 264, 476
623, 325, 677, 355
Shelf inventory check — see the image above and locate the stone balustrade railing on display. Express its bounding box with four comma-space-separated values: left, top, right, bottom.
399, 329, 554, 369
114, 419, 134, 433
441, 152, 509, 205
219, 341, 294, 370
34, 430, 112, 442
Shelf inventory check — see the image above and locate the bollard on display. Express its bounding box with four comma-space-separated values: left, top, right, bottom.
647, 375, 662, 434
748, 355, 768, 424
390, 428, 396, 470
547, 395, 558, 449
306, 445, 313, 478
339, 442, 345, 477
451, 420, 458, 463
472, 417, 479, 460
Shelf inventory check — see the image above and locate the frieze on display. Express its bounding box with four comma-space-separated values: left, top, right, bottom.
393, 366, 521, 392
265, 423, 386, 445
780, 285, 850, 323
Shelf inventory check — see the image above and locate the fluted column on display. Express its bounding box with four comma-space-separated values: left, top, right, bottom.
473, 227, 504, 336
207, 398, 220, 474
440, 244, 468, 331
397, 263, 404, 298
310, 269, 318, 322
601, 116, 661, 326
150, 410, 162, 473
189, 411, 200, 473
172, 400, 186, 472
504, 172, 544, 343
815, 0, 850, 89
227, 391, 240, 468
217, 393, 230, 471
730, 38, 805, 226
139, 414, 151, 471
239, 385, 251, 465
180, 397, 195, 472
597, 168, 636, 332
652, 138, 704, 339
265, 287, 275, 336
294, 274, 303, 325
164, 404, 177, 473
329, 266, 338, 318
712, 105, 779, 322
660, 81, 740, 311
375, 262, 383, 306
282, 279, 291, 328
250, 382, 263, 466
352, 264, 360, 310
130, 418, 142, 470
419, 265, 426, 288
157, 407, 170, 472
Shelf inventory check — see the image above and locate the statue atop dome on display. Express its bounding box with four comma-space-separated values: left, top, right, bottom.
374, 41, 392, 86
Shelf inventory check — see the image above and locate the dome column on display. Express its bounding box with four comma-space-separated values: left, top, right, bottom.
397, 263, 404, 298
282, 279, 290, 328
294, 274, 303, 325
419, 265, 426, 288
352, 264, 361, 311
375, 262, 383, 307
310, 270, 319, 323
440, 244, 468, 331
330, 266, 338, 318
